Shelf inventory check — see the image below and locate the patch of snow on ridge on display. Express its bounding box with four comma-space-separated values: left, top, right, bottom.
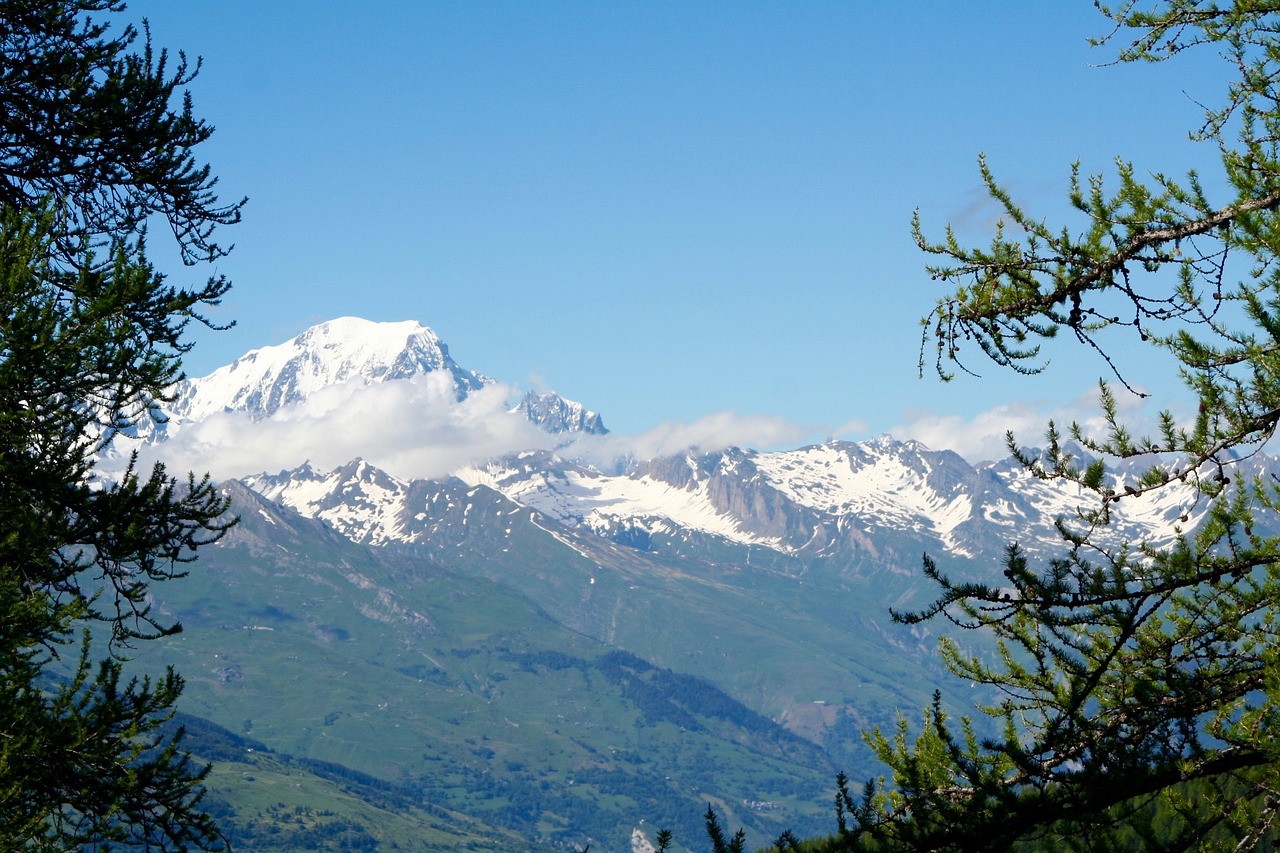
457, 461, 780, 548
245, 460, 413, 546
977, 453, 1206, 551
249, 462, 330, 505
752, 442, 973, 539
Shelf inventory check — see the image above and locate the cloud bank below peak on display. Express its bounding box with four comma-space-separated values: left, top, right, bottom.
126, 375, 549, 482
119, 373, 816, 483
122, 377, 1156, 485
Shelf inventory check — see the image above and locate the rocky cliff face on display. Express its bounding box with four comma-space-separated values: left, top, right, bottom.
514, 391, 608, 435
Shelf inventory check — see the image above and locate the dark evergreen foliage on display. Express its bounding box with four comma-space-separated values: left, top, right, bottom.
0, 0, 240, 847
0, 0, 244, 265
841, 1, 1280, 850
705, 803, 747, 853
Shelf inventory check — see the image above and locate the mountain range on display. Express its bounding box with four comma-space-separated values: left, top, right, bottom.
112, 317, 1244, 852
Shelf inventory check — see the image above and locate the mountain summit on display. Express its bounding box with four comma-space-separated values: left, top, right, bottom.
168, 317, 490, 422
136, 317, 604, 447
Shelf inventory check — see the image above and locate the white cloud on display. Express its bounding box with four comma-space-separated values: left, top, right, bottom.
893, 386, 1163, 462
112, 376, 1171, 487
832, 417, 869, 438
111, 372, 814, 484
566, 410, 812, 467
124, 374, 558, 482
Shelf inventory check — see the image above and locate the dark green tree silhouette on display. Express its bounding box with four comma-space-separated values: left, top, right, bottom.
844, 1, 1280, 850
0, 0, 243, 264
705, 804, 747, 853
0, 0, 243, 847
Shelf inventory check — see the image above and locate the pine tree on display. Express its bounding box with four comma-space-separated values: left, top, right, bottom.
0, 1, 243, 847
842, 2, 1280, 850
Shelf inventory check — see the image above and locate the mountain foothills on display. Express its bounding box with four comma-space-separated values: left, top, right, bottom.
120, 319, 1245, 851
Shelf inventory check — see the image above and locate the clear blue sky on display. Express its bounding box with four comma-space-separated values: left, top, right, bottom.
123, 1, 1225, 458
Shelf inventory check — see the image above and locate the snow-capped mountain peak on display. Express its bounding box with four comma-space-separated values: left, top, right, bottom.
103, 318, 613, 480
169, 317, 490, 423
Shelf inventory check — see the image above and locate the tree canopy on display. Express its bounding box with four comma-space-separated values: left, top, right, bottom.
839, 1, 1280, 850
0, 0, 243, 266
0, 1, 241, 847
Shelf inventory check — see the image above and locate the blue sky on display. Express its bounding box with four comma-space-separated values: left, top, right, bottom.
123, 1, 1226, 461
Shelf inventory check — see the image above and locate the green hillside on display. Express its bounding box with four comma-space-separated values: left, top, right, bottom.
136, 481, 944, 850
167, 713, 538, 851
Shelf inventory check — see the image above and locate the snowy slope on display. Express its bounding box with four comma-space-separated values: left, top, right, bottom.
457, 451, 782, 548
247, 459, 415, 546
749, 439, 980, 552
